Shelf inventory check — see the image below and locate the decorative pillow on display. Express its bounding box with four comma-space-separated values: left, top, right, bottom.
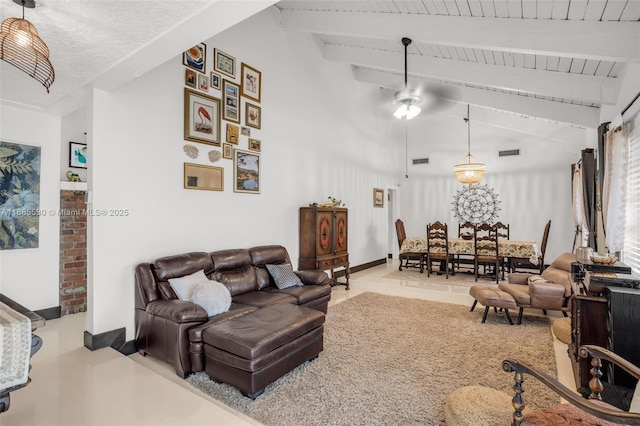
266, 264, 303, 289
631, 380, 640, 413
190, 280, 231, 316
168, 269, 208, 300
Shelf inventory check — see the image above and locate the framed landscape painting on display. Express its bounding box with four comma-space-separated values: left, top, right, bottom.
233, 149, 260, 194
184, 88, 221, 146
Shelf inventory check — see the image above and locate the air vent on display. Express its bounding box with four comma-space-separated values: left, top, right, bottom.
499, 149, 520, 157
412, 158, 429, 165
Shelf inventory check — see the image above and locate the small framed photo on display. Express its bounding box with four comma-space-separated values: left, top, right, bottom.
210, 72, 221, 90
222, 143, 233, 159
184, 163, 223, 191
69, 142, 87, 169
248, 138, 261, 152
223, 79, 240, 124
234, 149, 260, 194
198, 74, 208, 91
241, 63, 261, 103
185, 69, 196, 88
214, 48, 235, 78
241, 126, 250, 137
183, 43, 206, 74
245, 102, 261, 129
184, 88, 221, 146
373, 188, 384, 208
226, 123, 239, 144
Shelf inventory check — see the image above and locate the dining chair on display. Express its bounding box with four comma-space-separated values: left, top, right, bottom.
395, 219, 424, 272
509, 220, 551, 274
456, 221, 476, 273
493, 222, 510, 280
474, 223, 500, 283
426, 221, 455, 279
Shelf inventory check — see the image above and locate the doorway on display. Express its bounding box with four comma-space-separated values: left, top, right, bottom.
387, 187, 399, 260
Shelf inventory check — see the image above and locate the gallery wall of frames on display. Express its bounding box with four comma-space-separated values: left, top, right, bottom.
182, 43, 262, 194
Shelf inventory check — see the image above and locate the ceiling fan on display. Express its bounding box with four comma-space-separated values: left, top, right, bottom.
392, 37, 459, 120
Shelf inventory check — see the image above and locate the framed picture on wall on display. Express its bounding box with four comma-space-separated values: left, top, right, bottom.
183, 43, 206, 74
222, 143, 233, 159
245, 102, 261, 129
198, 74, 209, 92
210, 72, 221, 90
226, 123, 239, 144
184, 88, 221, 146
69, 142, 87, 168
248, 138, 261, 152
241, 63, 261, 103
214, 48, 235, 78
184, 163, 223, 191
234, 149, 260, 194
222, 79, 240, 124
373, 188, 384, 208
185, 69, 196, 88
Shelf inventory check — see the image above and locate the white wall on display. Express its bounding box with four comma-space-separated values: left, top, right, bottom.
0, 105, 61, 310
600, 63, 640, 123
87, 8, 398, 337
60, 107, 88, 182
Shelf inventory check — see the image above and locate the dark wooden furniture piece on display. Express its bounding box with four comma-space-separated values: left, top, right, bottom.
299, 206, 350, 290
510, 219, 551, 274
474, 223, 500, 283
493, 221, 510, 280
456, 221, 475, 273
0, 294, 45, 413
395, 219, 424, 273
570, 261, 640, 400
426, 221, 454, 279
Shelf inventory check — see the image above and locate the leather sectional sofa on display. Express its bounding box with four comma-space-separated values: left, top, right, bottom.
134, 245, 331, 398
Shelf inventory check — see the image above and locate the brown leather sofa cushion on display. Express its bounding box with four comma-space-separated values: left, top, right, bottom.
264, 284, 331, 305
232, 290, 297, 307
154, 252, 213, 281
210, 249, 259, 296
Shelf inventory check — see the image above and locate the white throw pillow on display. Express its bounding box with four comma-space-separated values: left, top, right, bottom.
630, 380, 640, 413
168, 269, 208, 300
190, 280, 232, 316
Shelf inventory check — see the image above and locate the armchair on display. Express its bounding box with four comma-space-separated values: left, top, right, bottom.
498, 252, 574, 324
502, 345, 640, 425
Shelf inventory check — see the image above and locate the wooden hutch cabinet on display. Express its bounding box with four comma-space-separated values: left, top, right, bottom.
299, 206, 350, 289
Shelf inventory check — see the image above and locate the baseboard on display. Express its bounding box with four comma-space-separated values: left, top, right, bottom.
35, 305, 61, 320
120, 340, 138, 356
84, 327, 126, 352
334, 258, 386, 278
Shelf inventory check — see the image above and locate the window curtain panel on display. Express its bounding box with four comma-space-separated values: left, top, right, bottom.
602, 124, 629, 253
572, 164, 587, 250
581, 149, 597, 250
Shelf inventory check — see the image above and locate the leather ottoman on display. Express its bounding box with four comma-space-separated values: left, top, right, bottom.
202, 303, 325, 398
469, 284, 518, 325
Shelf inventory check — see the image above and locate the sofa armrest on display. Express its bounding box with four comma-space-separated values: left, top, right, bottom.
508, 272, 533, 285
295, 270, 330, 286
146, 299, 208, 323
529, 281, 566, 310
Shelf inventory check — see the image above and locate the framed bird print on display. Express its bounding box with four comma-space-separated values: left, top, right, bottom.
184, 88, 221, 146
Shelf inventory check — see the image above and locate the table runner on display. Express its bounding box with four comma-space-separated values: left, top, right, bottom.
0, 302, 32, 390
401, 237, 539, 263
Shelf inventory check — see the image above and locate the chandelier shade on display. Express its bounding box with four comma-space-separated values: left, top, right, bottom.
454, 105, 485, 186
0, 0, 55, 93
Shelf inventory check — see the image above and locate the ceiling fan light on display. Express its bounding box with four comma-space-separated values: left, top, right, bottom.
393, 103, 408, 119
406, 104, 421, 119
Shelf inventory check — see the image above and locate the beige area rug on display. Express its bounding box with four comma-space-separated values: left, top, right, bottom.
186, 293, 558, 425
382, 267, 498, 287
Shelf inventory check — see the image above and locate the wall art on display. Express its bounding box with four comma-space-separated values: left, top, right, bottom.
223, 79, 240, 124
373, 188, 384, 208
248, 138, 261, 152
183, 43, 206, 74
234, 149, 260, 194
241, 126, 250, 136
210, 72, 221, 90
198, 74, 208, 91
226, 123, 239, 144
214, 48, 235, 78
208, 150, 222, 162
0, 141, 41, 250
185, 69, 196, 89
241, 63, 261, 103
451, 183, 501, 224
245, 102, 261, 129
184, 163, 223, 191
222, 143, 233, 159
184, 88, 221, 146
69, 142, 87, 168
183, 144, 199, 159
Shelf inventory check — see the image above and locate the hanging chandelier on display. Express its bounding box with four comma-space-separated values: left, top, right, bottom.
393, 37, 421, 120
0, 0, 55, 93
453, 104, 485, 186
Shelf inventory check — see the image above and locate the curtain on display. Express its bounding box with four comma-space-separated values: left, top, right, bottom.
581, 149, 597, 250
602, 124, 629, 253
571, 164, 585, 250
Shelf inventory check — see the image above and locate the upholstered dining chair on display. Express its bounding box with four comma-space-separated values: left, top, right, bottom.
510, 220, 551, 274
474, 223, 500, 283
395, 219, 424, 272
426, 221, 455, 279
456, 221, 476, 273
493, 221, 510, 280
502, 345, 640, 425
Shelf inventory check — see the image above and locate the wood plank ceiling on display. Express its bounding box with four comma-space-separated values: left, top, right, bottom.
276, 0, 640, 129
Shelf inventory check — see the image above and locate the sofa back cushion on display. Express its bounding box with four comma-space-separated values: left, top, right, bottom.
210, 249, 258, 296
249, 245, 291, 289
153, 252, 213, 300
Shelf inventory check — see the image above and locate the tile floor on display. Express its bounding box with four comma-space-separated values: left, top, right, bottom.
2, 261, 575, 425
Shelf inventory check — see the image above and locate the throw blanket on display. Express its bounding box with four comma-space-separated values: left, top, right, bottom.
0, 302, 31, 390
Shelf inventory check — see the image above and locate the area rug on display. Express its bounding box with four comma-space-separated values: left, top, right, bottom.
381, 268, 495, 287
186, 292, 558, 425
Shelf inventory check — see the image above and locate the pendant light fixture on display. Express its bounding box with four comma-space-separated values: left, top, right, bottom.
393, 37, 421, 120
0, 0, 55, 93
453, 104, 485, 187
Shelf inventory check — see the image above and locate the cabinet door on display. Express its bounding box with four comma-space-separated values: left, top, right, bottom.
334, 210, 348, 254
315, 210, 334, 256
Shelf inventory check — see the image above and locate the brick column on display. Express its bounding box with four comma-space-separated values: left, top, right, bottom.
59, 190, 87, 315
